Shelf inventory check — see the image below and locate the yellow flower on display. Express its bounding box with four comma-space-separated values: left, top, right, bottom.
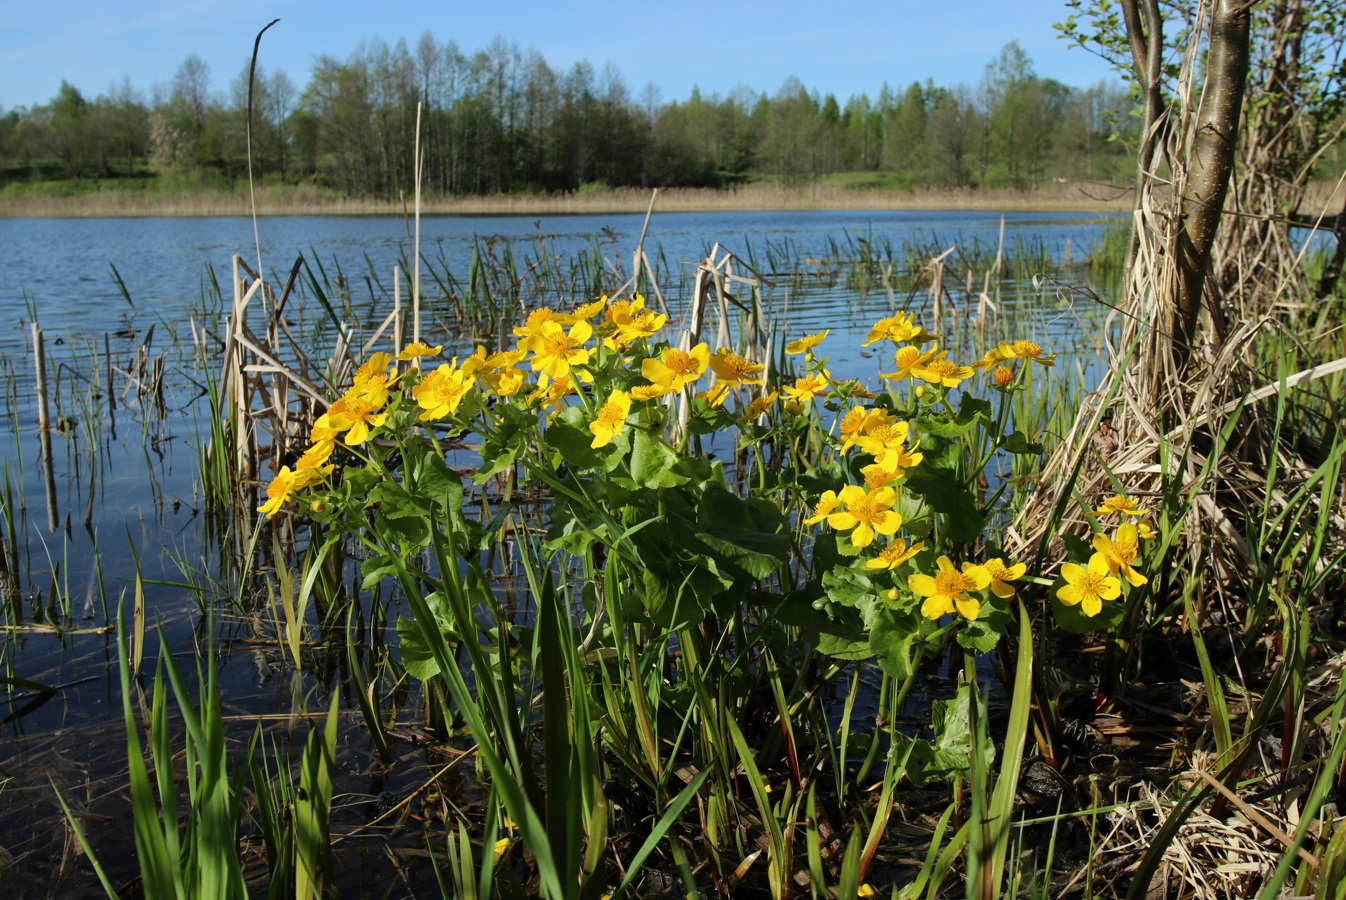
708, 348, 766, 388
826, 484, 902, 548
572, 296, 607, 321
992, 365, 1015, 387
839, 406, 891, 454
294, 440, 335, 486
983, 557, 1027, 599
1004, 339, 1056, 367
697, 383, 733, 408
396, 342, 443, 361
257, 466, 301, 517
785, 330, 830, 355
971, 347, 1010, 371
413, 363, 475, 421
865, 539, 925, 571
352, 352, 397, 407
483, 366, 525, 398
641, 343, 710, 392
911, 352, 974, 389
310, 408, 341, 443
603, 295, 666, 349
910, 556, 991, 621
1136, 519, 1158, 541
860, 463, 899, 490
1057, 553, 1122, 617
803, 489, 841, 526
530, 375, 575, 418
528, 320, 592, 380
1092, 524, 1147, 587
493, 837, 512, 862
741, 391, 779, 422
855, 422, 922, 477
323, 392, 388, 445
513, 307, 573, 341
1091, 494, 1150, 518
588, 389, 632, 449
782, 369, 830, 405
630, 383, 670, 401
863, 313, 937, 347
882, 345, 937, 381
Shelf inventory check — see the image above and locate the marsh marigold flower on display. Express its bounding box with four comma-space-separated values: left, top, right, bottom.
826, 484, 901, 548
910, 556, 992, 621
571, 296, 607, 321
708, 348, 766, 388
1092, 524, 1147, 587
803, 489, 841, 526
294, 439, 335, 480
1004, 340, 1056, 367
864, 313, 937, 347
992, 366, 1015, 387
983, 557, 1026, 599
322, 392, 388, 445
413, 363, 475, 421
352, 352, 397, 407
512, 307, 572, 341
1057, 553, 1122, 617
528, 320, 592, 380
783, 370, 831, 405
882, 345, 937, 382
785, 330, 830, 355
1091, 494, 1149, 518
911, 352, 974, 389
396, 342, 443, 361
839, 406, 892, 453
588, 389, 631, 449
258, 466, 302, 517
865, 538, 925, 571
641, 343, 710, 393
741, 390, 779, 422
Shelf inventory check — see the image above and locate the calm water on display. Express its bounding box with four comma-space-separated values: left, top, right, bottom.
0, 209, 1120, 894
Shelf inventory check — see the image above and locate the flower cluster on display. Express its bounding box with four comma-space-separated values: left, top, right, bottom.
257, 293, 786, 518
794, 316, 1051, 627
1057, 493, 1155, 617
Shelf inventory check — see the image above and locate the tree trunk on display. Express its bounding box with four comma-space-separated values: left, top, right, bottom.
1173, 1, 1251, 362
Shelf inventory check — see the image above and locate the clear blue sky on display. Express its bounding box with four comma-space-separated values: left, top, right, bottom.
1, 1, 1120, 111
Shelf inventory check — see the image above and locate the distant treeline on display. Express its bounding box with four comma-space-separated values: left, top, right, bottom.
0, 35, 1138, 198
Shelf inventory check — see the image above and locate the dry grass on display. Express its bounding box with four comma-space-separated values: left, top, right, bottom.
0, 180, 1136, 218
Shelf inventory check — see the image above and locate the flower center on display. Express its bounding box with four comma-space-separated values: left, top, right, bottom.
934, 570, 968, 597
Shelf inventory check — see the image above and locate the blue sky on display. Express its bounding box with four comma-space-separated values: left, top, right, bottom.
1, 1, 1121, 111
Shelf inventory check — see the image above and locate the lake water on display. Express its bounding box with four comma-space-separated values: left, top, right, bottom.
0, 209, 1122, 894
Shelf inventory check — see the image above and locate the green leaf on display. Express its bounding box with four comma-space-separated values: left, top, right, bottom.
919, 395, 993, 438
1001, 430, 1045, 455
630, 429, 686, 488
819, 566, 876, 611
870, 605, 922, 680
956, 618, 1002, 654
816, 630, 872, 660
544, 406, 608, 471
414, 450, 465, 515
904, 466, 985, 543
396, 617, 441, 680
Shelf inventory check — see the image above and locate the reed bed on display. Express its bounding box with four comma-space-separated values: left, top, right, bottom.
0, 181, 1136, 219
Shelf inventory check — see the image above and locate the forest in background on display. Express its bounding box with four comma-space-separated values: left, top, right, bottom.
0, 34, 1142, 201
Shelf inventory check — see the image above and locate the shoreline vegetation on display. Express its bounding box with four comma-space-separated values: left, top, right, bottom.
5, 179, 1342, 219
2, 181, 1136, 218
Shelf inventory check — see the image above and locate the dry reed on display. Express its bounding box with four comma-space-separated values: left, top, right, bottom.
0, 181, 1137, 219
